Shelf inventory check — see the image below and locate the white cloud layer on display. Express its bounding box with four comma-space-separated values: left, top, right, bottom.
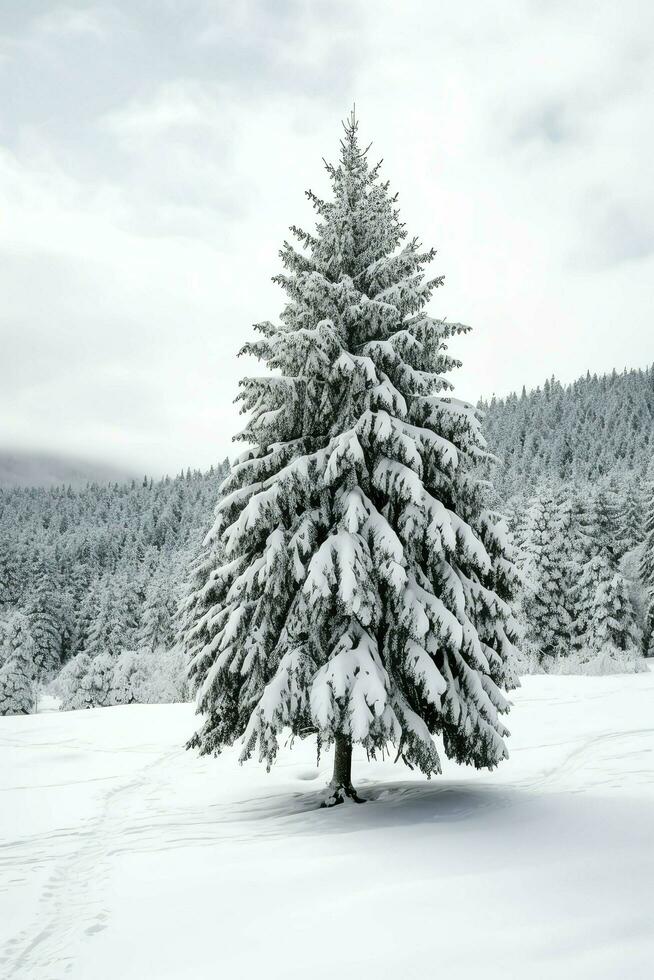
0, 0, 652, 475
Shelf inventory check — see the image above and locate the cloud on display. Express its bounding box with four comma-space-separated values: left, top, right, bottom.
512, 102, 575, 147
0, 0, 653, 474
34, 6, 110, 38
581, 195, 654, 267
193, 0, 362, 101
103, 82, 226, 140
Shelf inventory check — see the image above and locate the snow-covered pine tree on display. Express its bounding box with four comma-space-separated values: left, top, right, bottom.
618, 476, 644, 557
640, 470, 654, 655
521, 486, 570, 663
185, 112, 520, 804
582, 560, 640, 660
559, 485, 593, 652
575, 489, 641, 665
137, 572, 179, 651
83, 573, 135, 659
25, 561, 63, 677
0, 611, 37, 715
503, 494, 529, 570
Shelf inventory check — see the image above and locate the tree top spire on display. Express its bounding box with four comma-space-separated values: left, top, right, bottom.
339, 104, 370, 168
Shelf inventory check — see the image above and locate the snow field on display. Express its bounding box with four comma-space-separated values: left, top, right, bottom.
1, 670, 653, 979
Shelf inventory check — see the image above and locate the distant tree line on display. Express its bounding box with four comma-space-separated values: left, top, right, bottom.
483, 366, 654, 670
0, 464, 228, 713
506, 476, 653, 671
2, 364, 654, 715
481, 367, 654, 497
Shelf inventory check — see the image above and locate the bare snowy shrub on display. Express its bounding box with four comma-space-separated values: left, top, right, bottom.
554, 648, 647, 676
56, 651, 114, 709
110, 651, 144, 704
111, 648, 188, 704
53, 652, 90, 709
517, 646, 646, 676
55, 647, 188, 710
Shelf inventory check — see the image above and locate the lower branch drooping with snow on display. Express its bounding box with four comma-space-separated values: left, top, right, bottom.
184, 113, 520, 802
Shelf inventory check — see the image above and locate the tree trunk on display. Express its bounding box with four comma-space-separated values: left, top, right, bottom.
333, 732, 352, 787
321, 733, 365, 807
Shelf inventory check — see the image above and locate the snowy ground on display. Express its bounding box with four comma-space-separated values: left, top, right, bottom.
1, 672, 653, 980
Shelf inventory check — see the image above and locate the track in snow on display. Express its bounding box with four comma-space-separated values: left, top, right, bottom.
1, 671, 653, 980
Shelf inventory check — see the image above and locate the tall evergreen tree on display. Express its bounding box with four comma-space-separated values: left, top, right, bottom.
617, 476, 644, 557
138, 572, 179, 651
593, 487, 621, 565
83, 574, 135, 659
560, 486, 593, 652
522, 487, 570, 662
25, 561, 63, 677
0, 612, 37, 715
575, 489, 640, 661
185, 113, 520, 803
640, 470, 654, 655
583, 562, 640, 658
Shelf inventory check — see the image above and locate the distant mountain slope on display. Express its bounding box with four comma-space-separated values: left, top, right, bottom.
481, 366, 654, 498
0, 450, 135, 489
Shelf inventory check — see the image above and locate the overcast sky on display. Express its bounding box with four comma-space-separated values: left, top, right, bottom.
1, 1, 652, 476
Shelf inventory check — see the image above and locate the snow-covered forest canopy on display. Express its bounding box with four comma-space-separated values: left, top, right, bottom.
1, 363, 653, 719
483, 367, 654, 673
0, 463, 227, 712
482, 366, 654, 497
